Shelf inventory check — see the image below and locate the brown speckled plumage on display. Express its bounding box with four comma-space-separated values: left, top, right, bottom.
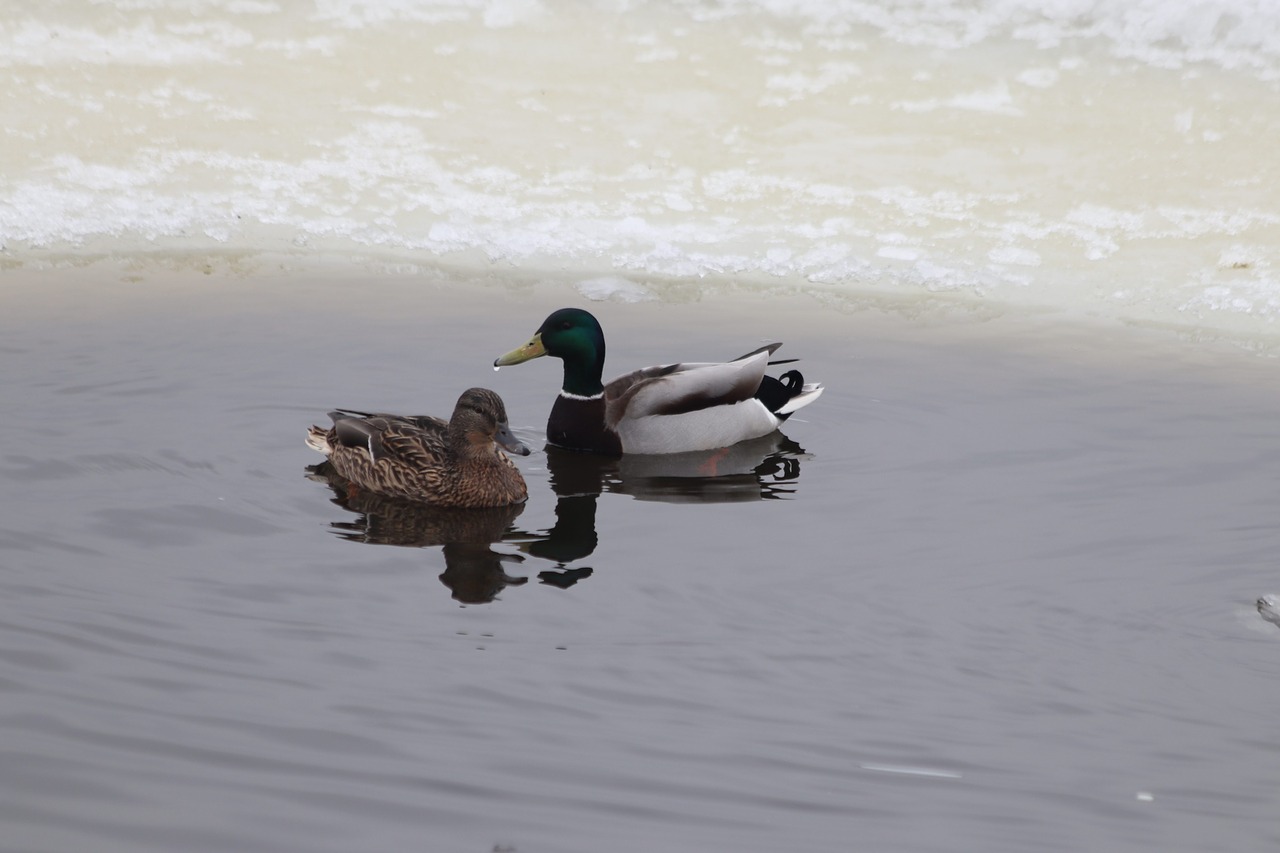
306, 388, 529, 508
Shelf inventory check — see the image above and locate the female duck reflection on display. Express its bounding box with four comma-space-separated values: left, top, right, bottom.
307, 461, 533, 604
306, 432, 808, 604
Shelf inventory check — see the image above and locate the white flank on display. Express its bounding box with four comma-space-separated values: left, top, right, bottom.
616, 398, 780, 454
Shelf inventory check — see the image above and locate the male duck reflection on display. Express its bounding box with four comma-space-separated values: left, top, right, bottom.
494, 308, 823, 454
305, 387, 530, 508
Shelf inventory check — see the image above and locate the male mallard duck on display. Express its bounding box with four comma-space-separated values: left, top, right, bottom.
494, 308, 822, 455
304, 387, 530, 507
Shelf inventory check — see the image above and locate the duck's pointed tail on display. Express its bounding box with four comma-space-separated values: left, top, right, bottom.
305, 425, 332, 455
756, 369, 824, 419
777, 381, 823, 417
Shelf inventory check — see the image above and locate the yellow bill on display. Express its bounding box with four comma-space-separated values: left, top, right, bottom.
493, 332, 547, 367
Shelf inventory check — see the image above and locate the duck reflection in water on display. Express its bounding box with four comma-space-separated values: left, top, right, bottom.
307, 461, 530, 604
599, 431, 806, 503
306, 430, 808, 603
503, 431, 808, 567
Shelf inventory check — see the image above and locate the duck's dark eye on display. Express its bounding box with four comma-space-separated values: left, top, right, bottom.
560, 321, 572, 330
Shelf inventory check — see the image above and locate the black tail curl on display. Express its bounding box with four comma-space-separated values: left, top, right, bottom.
755, 369, 806, 418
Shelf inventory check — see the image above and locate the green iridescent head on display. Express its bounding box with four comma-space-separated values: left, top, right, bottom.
494, 308, 607, 397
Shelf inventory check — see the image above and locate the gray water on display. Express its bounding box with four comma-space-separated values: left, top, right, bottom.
2, 271, 1279, 852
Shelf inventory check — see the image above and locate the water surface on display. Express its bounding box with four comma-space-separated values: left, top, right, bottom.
2, 272, 1279, 852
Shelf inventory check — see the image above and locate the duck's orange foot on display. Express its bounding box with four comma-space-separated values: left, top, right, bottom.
696, 447, 730, 477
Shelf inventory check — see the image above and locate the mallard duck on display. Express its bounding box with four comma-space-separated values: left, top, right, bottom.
304, 387, 530, 508
493, 308, 822, 455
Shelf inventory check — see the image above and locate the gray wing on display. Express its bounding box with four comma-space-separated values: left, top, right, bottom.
330, 411, 448, 463
604, 347, 775, 424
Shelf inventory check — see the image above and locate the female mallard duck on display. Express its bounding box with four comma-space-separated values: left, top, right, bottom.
493, 308, 822, 455
305, 387, 530, 507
